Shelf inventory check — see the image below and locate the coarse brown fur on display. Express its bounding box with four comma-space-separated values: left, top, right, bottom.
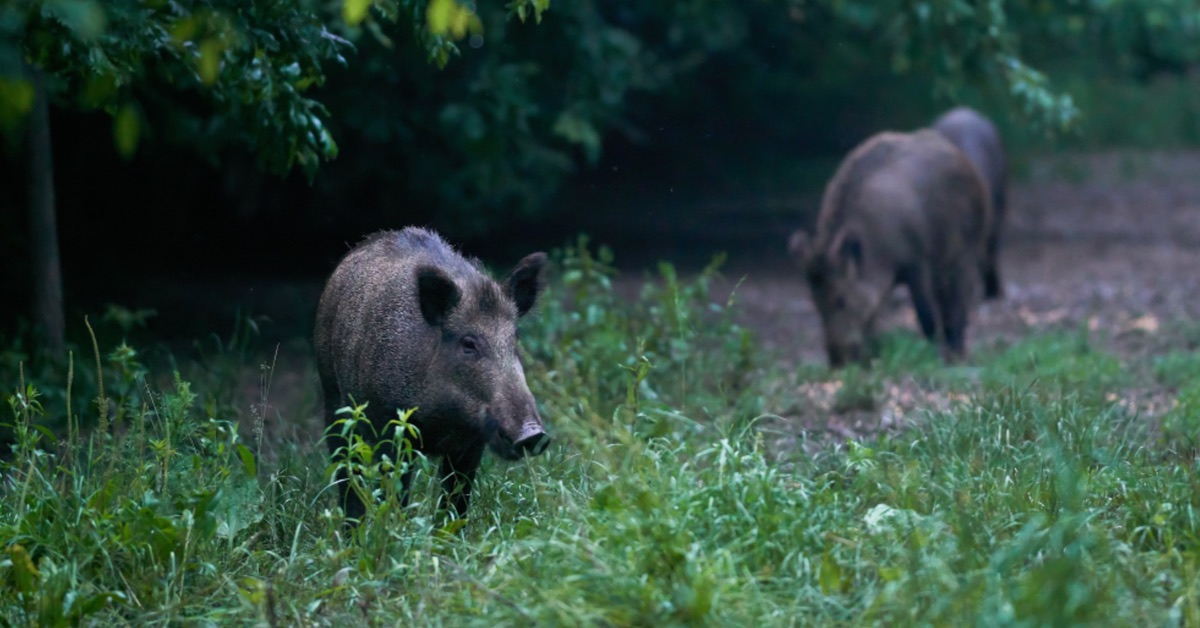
314, 227, 549, 522
788, 130, 993, 367
933, 106, 1008, 299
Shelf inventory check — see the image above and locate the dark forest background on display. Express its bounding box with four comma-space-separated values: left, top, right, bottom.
3, 0, 1199, 348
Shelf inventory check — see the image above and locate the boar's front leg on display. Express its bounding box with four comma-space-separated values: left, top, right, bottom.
439, 445, 485, 519
902, 264, 943, 344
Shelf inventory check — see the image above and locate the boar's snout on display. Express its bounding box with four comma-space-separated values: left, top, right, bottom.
488, 415, 551, 461
514, 426, 550, 457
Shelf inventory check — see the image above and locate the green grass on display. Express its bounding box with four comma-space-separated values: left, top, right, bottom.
3, 242, 1200, 626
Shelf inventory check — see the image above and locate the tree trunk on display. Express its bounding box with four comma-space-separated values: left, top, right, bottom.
27, 65, 65, 355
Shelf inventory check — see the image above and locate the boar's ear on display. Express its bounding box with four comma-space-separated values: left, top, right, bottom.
830, 228, 864, 278
787, 230, 811, 266
417, 266, 461, 326
505, 252, 547, 317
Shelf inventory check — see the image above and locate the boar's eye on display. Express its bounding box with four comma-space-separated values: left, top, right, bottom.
833, 295, 846, 309
461, 335, 481, 357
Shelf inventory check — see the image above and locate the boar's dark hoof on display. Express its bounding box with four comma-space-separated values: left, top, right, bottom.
515, 431, 550, 457
983, 270, 1004, 300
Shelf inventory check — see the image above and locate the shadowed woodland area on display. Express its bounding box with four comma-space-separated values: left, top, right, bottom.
6, 1, 1200, 341
3, 1, 1200, 625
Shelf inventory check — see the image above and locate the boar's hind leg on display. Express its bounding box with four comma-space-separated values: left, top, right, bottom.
902, 265, 943, 344
934, 265, 972, 362
983, 186, 1005, 299
439, 445, 485, 519
983, 229, 1004, 300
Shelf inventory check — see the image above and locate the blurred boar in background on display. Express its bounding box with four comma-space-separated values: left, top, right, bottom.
933, 106, 1008, 299
788, 130, 993, 367
314, 227, 549, 522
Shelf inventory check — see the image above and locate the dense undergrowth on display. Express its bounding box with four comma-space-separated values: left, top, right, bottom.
2, 240, 1199, 626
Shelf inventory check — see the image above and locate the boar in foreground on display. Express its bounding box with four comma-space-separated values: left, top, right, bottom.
788, 130, 992, 367
314, 227, 549, 521
933, 106, 1008, 299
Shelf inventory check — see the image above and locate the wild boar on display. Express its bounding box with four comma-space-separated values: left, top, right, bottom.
788, 129, 992, 367
314, 227, 549, 521
933, 106, 1008, 299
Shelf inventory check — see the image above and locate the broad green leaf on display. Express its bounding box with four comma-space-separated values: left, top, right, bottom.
552, 110, 601, 164
198, 39, 223, 85
0, 78, 35, 131
7, 545, 39, 594
343, 0, 372, 26
534, 0, 551, 24
427, 0, 482, 40
818, 551, 845, 595
113, 105, 139, 158
29, 423, 58, 445
238, 577, 266, 605
80, 73, 117, 108
236, 443, 256, 477
170, 17, 198, 44
428, 0, 454, 34
436, 517, 468, 538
